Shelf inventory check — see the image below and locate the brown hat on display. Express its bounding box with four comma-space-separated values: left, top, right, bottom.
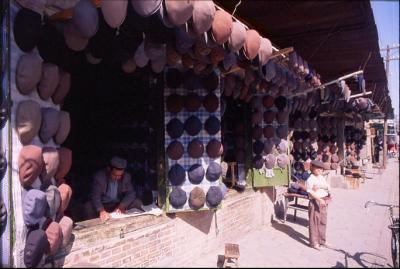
58, 216, 73, 248
41, 147, 60, 185
211, 9, 232, 45
262, 95, 274, 109
263, 125, 275, 139
184, 93, 201, 112
276, 125, 288, 139
203, 93, 219, 112
228, 21, 246, 52
210, 46, 225, 66
252, 111, 263, 125
16, 53, 42, 95
252, 125, 263, 140
243, 29, 261, 60
258, 38, 273, 65
276, 111, 288, 125
52, 71, 71, 105
165, 0, 193, 26
18, 145, 44, 188
264, 139, 275, 154
63, 22, 89, 52
54, 111, 70, 145
206, 139, 223, 158
38, 63, 60, 101
101, 0, 128, 28
55, 147, 72, 181
166, 94, 183, 113
16, 100, 42, 145
167, 140, 184, 160
45, 221, 63, 255
121, 57, 137, 73
192, 0, 215, 35
188, 139, 204, 159
58, 183, 72, 214
263, 110, 276, 124
39, 108, 60, 144
189, 186, 205, 210
166, 43, 181, 66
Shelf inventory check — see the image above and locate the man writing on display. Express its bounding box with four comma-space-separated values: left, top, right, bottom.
87, 156, 142, 221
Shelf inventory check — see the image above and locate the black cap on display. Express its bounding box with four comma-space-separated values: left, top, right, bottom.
168, 164, 186, 186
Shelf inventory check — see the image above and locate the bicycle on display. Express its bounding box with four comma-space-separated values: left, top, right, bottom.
365, 200, 399, 268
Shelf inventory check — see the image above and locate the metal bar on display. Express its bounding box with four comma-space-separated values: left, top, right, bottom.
380, 45, 400, 51
348, 91, 372, 99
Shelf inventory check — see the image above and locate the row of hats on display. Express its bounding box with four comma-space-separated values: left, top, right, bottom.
23, 186, 73, 268
252, 153, 289, 170
166, 92, 219, 114
168, 161, 221, 185
169, 185, 223, 210
16, 101, 71, 146
166, 68, 218, 91
16, 53, 70, 104
167, 115, 220, 138
287, 51, 322, 88
166, 138, 223, 160
18, 145, 72, 188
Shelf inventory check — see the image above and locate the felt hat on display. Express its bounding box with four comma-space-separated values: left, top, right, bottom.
258, 38, 273, 65
55, 147, 72, 181
63, 22, 89, 52
263, 110, 276, 124
41, 147, 60, 186
262, 60, 276, 81
252, 125, 263, 140
24, 229, 49, 268
263, 139, 274, 154
23, 189, 47, 227
39, 108, 60, 144
243, 29, 261, 60
253, 155, 263, 169
134, 41, 149, 68
58, 183, 72, 214
169, 187, 187, 208
310, 160, 324, 169
206, 139, 223, 158
191, 0, 215, 35
188, 139, 204, 158
262, 95, 274, 109
251, 96, 263, 109
18, 145, 44, 188
206, 161, 222, 181
252, 111, 263, 125
253, 140, 264, 155
276, 125, 288, 139
205, 116, 220, 135
206, 186, 223, 207
294, 161, 304, 172
121, 57, 136, 73
101, 0, 128, 28
276, 111, 288, 124
166, 44, 182, 66
274, 96, 287, 111
16, 53, 42, 95
38, 63, 60, 101
54, 111, 70, 145
14, 8, 41, 52
265, 154, 276, 169
164, 0, 193, 26
263, 125, 275, 139
228, 21, 246, 52
184, 93, 202, 112
166, 94, 184, 113
276, 154, 289, 169
16, 100, 42, 145
167, 118, 184, 139
168, 163, 186, 186
58, 216, 73, 248
45, 221, 63, 255
45, 185, 61, 219
211, 9, 232, 45
189, 187, 205, 210
72, 0, 99, 38
331, 154, 339, 163
188, 163, 205, 184
277, 139, 288, 153
184, 115, 202, 136
166, 68, 183, 89
167, 140, 184, 160
203, 93, 219, 112
52, 71, 71, 105
201, 71, 219, 92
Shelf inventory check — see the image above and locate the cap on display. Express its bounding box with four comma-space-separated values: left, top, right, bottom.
203, 93, 219, 112
206, 186, 223, 207
168, 164, 186, 186
16, 53, 42, 95
310, 160, 324, 169
167, 140, 184, 160
169, 187, 187, 208
18, 145, 44, 188
189, 187, 205, 210
24, 229, 49, 268
23, 189, 47, 227
58, 183, 72, 214
204, 116, 220, 135
188, 163, 205, 184
206, 161, 222, 182
206, 139, 223, 158
41, 147, 60, 186
39, 108, 60, 144
167, 118, 184, 139
54, 111, 70, 145
184, 93, 201, 112
211, 9, 232, 45
184, 116, 202, 136
188, 139, 204, 159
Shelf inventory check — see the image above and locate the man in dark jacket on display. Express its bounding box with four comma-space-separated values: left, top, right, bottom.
85, 156, 141, 221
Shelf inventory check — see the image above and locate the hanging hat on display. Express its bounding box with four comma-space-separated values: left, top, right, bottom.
228, 21, 246, 52
251, 96, 263, 109
184, 115, 202, 136
252, 125, 263, 140
45, 185, 61, 219
16, 53, 42, 95
205, 116, 220, 135
192, 0, 215, 35
101, 0, 128, 28
121, 57, 136, 73
188, 163, 205, 184
276, 125, 288, 139
169, 187, 187, 208
206, 186, 222, 207
41, 147, 60, 186
16, 100, 42, 145
24, 229, 49, 268
134, 41, 149, 68
37, 21, 67, 65
55, 147, 72, 181
206, 139, 223, 158
188, 139, 204, 159
265, 154, 276, 169
164, 0, 193, 26
211, 9, 232, 45
189, 187, 205, 210
276, 111, 288, 125
263, 125, 275, 139
294, 161, 304, 172
63, 22, 89, 52
175, 26, 196, 54
243, 29, 261, 60
58, 216, 73, 248
39, 108, 60, 144
263, 110, 275, 124
292, 151, 302, 161
38, 63, 60, 101
276, 154, 289, 169
201, 71, 219, 92
72, 0, 99, 38
166, 68, 183, 89
262, 60, 276, 81
206, 161, 222, 181
168, 164, 186, 186
167, 140, 184, 160
331, 154, 339, 163
184, 93, 202, 112
58, 183, 72, 214
274, 96, 287, 111
277, 139, 288, 153
203, 93, 219, 112
263, 139, 274, 154
166, 94, 184, 113
54, 111, 70, 145
253, 140, 264, 155
44, 221, 62, 255
166, 44, 182, 66
258, 38, 273, 65
252, 111, 263, 125
262, 95, 274, 109
18, 145, 44, 188
14, 8, 41, 52
52, 71, 71, 105
330, 145, 338, 154
23, 189, 47, 227
253, 155, 263, 169
167, 118, 184, 139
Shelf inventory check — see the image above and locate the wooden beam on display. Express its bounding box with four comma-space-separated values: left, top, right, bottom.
269, 47, 294, 59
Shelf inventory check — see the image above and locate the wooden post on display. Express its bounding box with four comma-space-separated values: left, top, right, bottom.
383, 116, 388, 168
337, 118, 345, 173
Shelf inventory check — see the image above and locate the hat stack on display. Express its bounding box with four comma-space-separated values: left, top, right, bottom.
164, 66, 223, 212
344, 126, 366, 170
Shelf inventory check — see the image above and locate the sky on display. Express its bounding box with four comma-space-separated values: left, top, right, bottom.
371, 1, 399, 118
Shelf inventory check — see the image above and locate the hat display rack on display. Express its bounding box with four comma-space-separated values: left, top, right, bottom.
11, 1, 74, 267
315, 116, 341, 171
344, 125, 367, 172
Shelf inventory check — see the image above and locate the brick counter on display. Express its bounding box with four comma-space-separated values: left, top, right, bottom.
52, 188, 275, 267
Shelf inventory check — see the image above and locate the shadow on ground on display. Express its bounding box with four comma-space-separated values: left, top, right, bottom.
271, 219, 309, 246
330, 247, 388, 268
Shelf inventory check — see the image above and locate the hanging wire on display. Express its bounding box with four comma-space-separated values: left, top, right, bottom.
231, 0, 242, 17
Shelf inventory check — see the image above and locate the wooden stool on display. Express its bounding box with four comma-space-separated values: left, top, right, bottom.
223, 243, 240, 268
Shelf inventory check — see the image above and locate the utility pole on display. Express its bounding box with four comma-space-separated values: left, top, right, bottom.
380, 44, 399, 168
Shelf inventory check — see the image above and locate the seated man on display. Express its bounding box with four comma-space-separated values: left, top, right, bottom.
85, 156, 142, 221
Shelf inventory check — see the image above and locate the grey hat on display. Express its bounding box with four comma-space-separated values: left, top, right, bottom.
206, 161, 222, 182
167, 118, 184, 139
276, 154, 289, 169
310, 160, 324, 169
23, 189, 47, 227
184, 115, 202, 136
264, 139, 275, 154
16, 53, 42, 95
38, 63, 60, 101
41, 147, 60, 186
205, 116, 220, 135
39, 108, 60, 144
168, 164, 186, 186
45, 185, 61, 219
16, 100, 42, 145
206, 186, 223, 208
110, 156, 127, 169
253, 155, 263, 169
169, 187, 187, 208
188, 163, 205, 185
277, 139, 288, 154
72, 0, 99, 38
265, 154, 276, 169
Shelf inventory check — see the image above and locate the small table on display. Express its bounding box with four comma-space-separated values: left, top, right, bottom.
282, 193, 310, 223
223, 243, 240, 268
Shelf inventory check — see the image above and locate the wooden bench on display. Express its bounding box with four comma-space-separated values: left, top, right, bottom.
283, 193, 310, 223
223, 243, 240, 268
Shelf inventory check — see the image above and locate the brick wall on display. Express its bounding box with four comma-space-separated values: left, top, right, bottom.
52, 188, 275, 268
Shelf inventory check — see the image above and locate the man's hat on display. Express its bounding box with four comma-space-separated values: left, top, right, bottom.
18, 145, 44, 188
228, 21, 246, 52
253, 155, 263, 169
44, 221, 63, 255
39, 108, 60, 144
184, 93, 201, 112
24, 229, 49, 268
72, 0, 99, 38
203, 93, 219, 113
206, 186, 223, 208
14, 8, 41, 52
265, 154, 276, 169
110, 156, 127, 169
55, 147, 72, 181
276, 154, 289, 169
54, 111, 70, 145
263, 110, 276, 124
310, 160, 324, 169
188, 163, 205, 184
63, 22, 89, 52
166, 94, 184, 113
168, 164, 186, 186
58, 216, 73, 248
262, 95, 274, 109
44, 185, 61, 219
52, 71, 71, 105
189, 187, 205, 210
38, 63, 60, 101
23, 189, 47, 227
205, 116, 220, 135
164, 0, 193, 26
206, 161, 222, 182
169, 187, 187, 209
41, 147, 60, 186
188, 139, 204, 159
206, 139, 223, 158
243, 29, 261, 60
191, 0, 215, 35
184, 116, 202, 136
16, 100, 42, 145
258, 38, 273, 65
211, 10, 232, 45
167, 118, 184, 139
58, 183, 72, 214
277, 139, 288, 153
16, 53, 42, 95
167, 140, 184, 160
